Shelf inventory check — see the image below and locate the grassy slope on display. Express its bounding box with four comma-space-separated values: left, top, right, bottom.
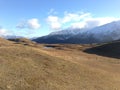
0, 38, 119, 90
39, 44, 120, 90
84, 41, 120, 59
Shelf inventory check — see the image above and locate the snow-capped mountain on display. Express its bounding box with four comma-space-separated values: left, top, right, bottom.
48, 28, 87, 39
50, 28, 84, 35
33, 20, 120, 44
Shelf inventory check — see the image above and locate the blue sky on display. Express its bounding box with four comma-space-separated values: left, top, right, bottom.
0, 0, 120, 38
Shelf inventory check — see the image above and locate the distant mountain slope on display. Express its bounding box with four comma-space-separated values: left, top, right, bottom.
68, 20, 120, 44
33, 20, 120, 44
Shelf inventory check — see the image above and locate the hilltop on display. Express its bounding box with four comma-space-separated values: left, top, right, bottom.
8, 38, 36, 45
0, 38, 13, 46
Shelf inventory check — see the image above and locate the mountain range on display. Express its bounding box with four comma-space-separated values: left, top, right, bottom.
33, 20, 120, 44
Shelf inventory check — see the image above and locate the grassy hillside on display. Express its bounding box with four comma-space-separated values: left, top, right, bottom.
0, 38, 13, 46
8, 38, 36, 46
0, 38, 119, 90
84, 41, 120, 59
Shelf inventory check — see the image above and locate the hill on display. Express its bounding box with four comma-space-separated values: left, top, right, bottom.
0, 37, 13, 46
84, 41, 120, 59
8, 38, 36, 46
0, 38, 119, 90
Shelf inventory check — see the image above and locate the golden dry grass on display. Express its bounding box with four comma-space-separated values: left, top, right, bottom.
0, 38, 119, 90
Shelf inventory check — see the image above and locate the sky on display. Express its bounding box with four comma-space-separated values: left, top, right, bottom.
0, 0, 120, 38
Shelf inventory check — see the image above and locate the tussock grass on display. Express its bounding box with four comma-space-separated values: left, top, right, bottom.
0, 38, 119, 90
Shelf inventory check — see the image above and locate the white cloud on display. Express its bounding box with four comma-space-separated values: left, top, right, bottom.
16, 18, 41, 30
27, 19, 41, 29
71, 17, 120, 29
47, 16, 61, 30
0, 28, 10, 36
71, 22, 86, 29
91, 17, 119, 26
62, 12, 91, 23
46, 11, 120, 30
47, 12, 91, 30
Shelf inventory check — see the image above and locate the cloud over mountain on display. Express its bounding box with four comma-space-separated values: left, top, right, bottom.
61, 12, 91, 23
46, 11, 91, 30
46, 11, 120, 30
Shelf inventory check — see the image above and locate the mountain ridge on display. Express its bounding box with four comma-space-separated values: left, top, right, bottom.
33, 20, 120, 44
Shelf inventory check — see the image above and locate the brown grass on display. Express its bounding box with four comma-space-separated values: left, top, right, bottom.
0, 38, 119, 90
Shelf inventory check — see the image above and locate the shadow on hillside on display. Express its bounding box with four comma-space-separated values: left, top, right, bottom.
84, 42, 120, 59
44, 45, 64, 50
